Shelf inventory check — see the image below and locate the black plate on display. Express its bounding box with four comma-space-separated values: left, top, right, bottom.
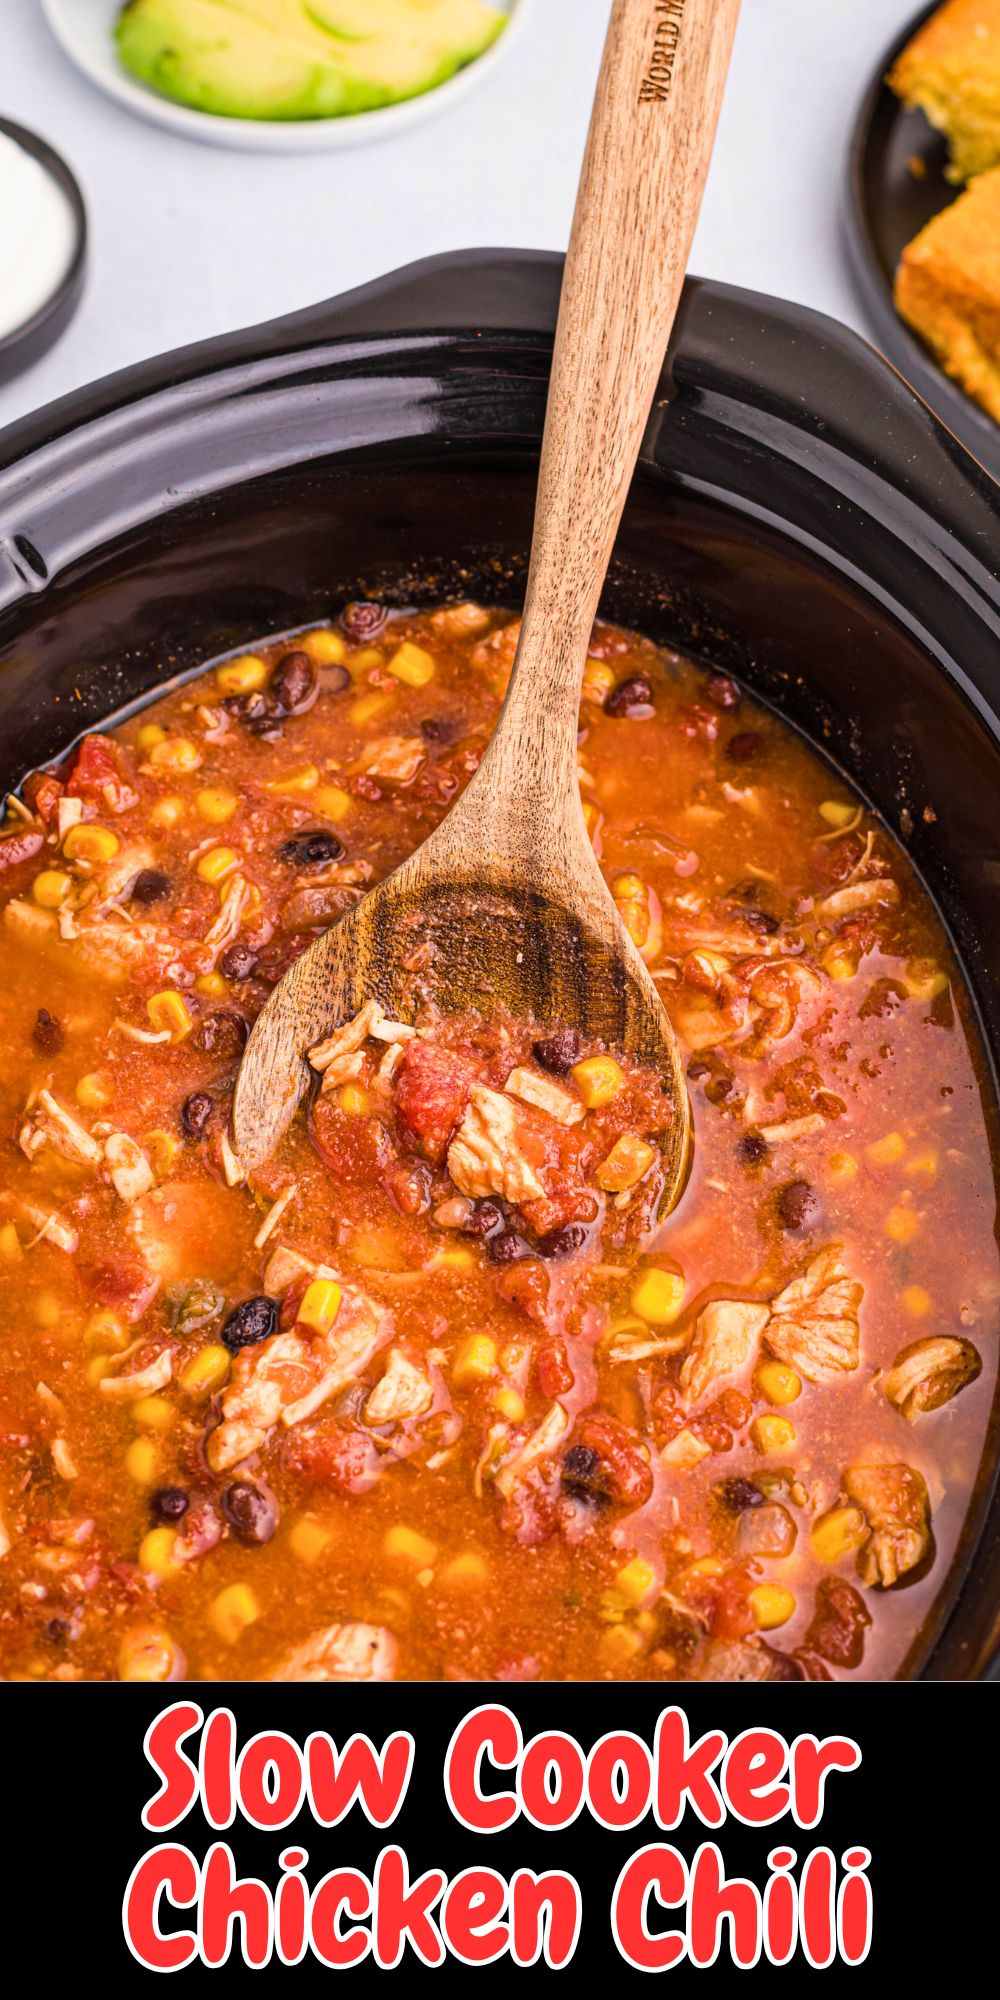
0, 118, 87, 390
846, 0, 1000, 483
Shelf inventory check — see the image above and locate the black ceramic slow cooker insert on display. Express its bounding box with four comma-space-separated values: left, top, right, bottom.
0, 249, 997, 1678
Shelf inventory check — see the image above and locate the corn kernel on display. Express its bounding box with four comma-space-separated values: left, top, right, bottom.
617, 898, 650, 948
755, 1360, 802, 1406
612, 872, 647, 902
195, 845, 238, 885
903, 958, 949, 1002
32, 869, 71, 908
901, 1284, 932, 1319
828, 1150, 858, 1183
136, 722, 167, 751
215, 653, 268, 695
34, 1293, 62, 1329
314, 783, 352, 822
387, 641, 435, 688
429, 1245, 476, 1274
599, 1624, 645, 1665
583, 799, 601, 839
821, 944, 857, 982
338, 1082, 370, 1117
452, 1333, 497, 1386
289, 1517, 333, 1563
196, 785, 240, 824
751, 1413, 796, 1454
350, 646, 384, 674
139, 1527, 179, 1578
263, 763, 319, 796
179, 1344, 231, 1398
384, 1524, 437, 1568
630, 1267, 686, 1324
131, 1395, 174, 1430
84, 1308, 129, 1353
150, 795, 185, 829
493, 1387, 525, 1423
809, 1505, 869, 1566
86, 1355, 111, 1385
886, 1203, 920, 1244
302, 629, 346, 665
144, 1129, 181, 1177
349, 689, 396, 728
750, 1584, 795, 1630
867, 1130, 906, 1167
679, 1556, 727, 1584
582, 659, 616, 701
597, 1133, 656, 1193
195, 971, 229, 999
906, 1145, 938, 1182
117, 1628, 177, 1681
819, 800, 857, 829
297, 1278, 342, 1336
149, 736, 201, 774
0, 1223, 23, 1264
572, 1055, 623, 1108
63, 823, 120, 865
74, 1071, 111, 1111
147, 991, 193, 1041
438, 1551, 489, 1589
209, 1582, 261, 1644
615, 1556, 656, 1607
126, 1437, 159, 1485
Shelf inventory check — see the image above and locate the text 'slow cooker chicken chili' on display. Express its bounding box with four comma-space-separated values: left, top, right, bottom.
0, 600, 995, 1682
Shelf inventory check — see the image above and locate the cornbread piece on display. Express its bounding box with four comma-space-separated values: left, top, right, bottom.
894, 165, 1000, 423
889, 0, 1000, 183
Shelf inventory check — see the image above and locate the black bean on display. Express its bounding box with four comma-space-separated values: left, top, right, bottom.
270, 650, 317, 716
219, 941, 259, 982
223, 690, 285, 738
132, 869, 170, 905
605, 674, 654, 719
742, 907, 780, 936
221, 1295, 279, 1352
737, 1132, 769, 1167
726, 731, 765, 764
727, 879, 762, 904
420, 716, 456, 745
561, 1444, 604, 1500
191, 1010, 248, 1058
180, 1090, 214, 1139
221, 1480, 278, 1545
536, 1223, 589, 1261
486, 1231, 532, 1266
341, 601, 387, 642
776, 1178, 824, 1232
151, 1486, 189, 1525
277, 829, 344, 867
718, 1477, 764, 1514
33, 1007, 63, 1052
705, 673, 739, 710
532, 1028, 581, 1075
462, 1199, 506, 1240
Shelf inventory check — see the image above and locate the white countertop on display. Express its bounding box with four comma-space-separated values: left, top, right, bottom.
1, 0, 915, 432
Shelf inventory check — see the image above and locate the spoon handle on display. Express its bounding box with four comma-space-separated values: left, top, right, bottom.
482, 0, 742, 819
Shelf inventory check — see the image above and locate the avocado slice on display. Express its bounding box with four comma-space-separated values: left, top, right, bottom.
114, 0, 507, 121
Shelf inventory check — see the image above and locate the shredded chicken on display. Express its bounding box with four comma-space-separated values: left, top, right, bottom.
883, 1336, 981, 1419
504, 1066, 585, 1126
253, 1184, 298, 1251
447, 1085, 545, 1206
207, 1282, 389, 1471
494, 1402, 570, 1500
203, 873, 254, 962
363, 1347, 434, 1426
19, 1090, 103, 1168
843, 1462, 931, 1587
93, 842, 157, 908
358, 736, 425, 785
815, 879, 900, 921
309, 1000, 385, 1073
99, 1346, 173, 1400
263, 1244, 316, 1295
679, 1299, 770, 1404
104, 1132, 155, 1202
764, 1245, 862, 1381
270, 1622, 397, 1683
0, 1507, 11, 1559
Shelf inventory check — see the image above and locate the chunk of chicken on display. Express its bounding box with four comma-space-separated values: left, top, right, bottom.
843, 1462, 931, 1588
207, 1284, 389, 1472
447, 1085, 545, 1206
660, 1427, 712, 1472
202, 873, 254, 961
359, 736, 425, 785
503, 1067, 585, 1126
494, 1402, 570, 1500
764, 1246, 862, 1381
309, 1000, 384, 1075
815, 879, 899, 920
104, 1132, 155, 1202
363, 1347, 433, 1426
883, 1336, 981, 1419
679, 1299, 770, 1404
18, 1090, 103, 1168
270, 1622, 398, 1683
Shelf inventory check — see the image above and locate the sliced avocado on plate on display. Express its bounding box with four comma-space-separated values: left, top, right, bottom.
114, 0, 508, 122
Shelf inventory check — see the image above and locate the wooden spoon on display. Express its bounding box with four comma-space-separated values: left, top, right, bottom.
233, 0, 742, 1189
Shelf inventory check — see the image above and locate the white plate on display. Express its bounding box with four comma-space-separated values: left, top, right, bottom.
41, 0, 530, 152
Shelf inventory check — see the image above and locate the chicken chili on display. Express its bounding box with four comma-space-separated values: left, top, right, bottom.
0, 602, 996, 1683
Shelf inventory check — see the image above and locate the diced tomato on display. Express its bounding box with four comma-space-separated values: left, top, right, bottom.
393, 1041, 476, 1165
65, 734, 138, 815
711, 1565, 757, 1642
384, 1158, 431, 1216
0, 827, 44, 872
572, 1410, 654, 1509
804, 1577, 872, 1670
310, 1099, 394, 1183
536, 1335, 573, 1396
81, 1257, 160, 1323
22, 771, 63, 828
495, 1262, 550, 1325
287, 1421, 381, 1495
